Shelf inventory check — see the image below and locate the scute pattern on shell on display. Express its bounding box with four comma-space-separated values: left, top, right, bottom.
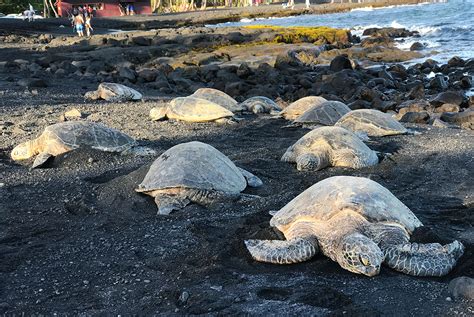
137, 141, 247, 194
280, 96, 327, 120
294, 101, 351, 125
167, 97, 234, 122
336, 109, 408, 136
240, 96, 281, 113
90, 83, 143, 102
270, 176, 422, 233
282, 126, 378, 168
191, 88, 242, 112
43, 121, 137, 152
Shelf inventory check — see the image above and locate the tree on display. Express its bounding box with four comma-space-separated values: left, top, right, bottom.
0, 0, 42, 14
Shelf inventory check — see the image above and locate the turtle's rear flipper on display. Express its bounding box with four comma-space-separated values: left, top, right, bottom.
154, 195, 190, 215
383, 240, 465, 276
245, 237, 318, 264
237, 167, 263, 188
32, 152, 53, 169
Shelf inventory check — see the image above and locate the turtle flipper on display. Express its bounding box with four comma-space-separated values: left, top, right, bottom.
383, 240, 465, 276
237, 167, 263, 188
245, 237, 318, 264
154, 195, 190, 215
32, 152, 53, 169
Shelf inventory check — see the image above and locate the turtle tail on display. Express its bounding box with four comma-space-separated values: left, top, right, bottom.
245, 237, 318, 264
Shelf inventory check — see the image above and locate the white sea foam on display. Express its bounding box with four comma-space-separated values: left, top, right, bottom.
239, 18, 253, 23
395, 39, 440, 50
350, 7, 374, 12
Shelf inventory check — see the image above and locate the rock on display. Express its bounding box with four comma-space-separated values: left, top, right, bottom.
226, 32, 246, 44
362, 27, 418, 38
429, 75, 448, 90
131, 36, 151, 46
447, 56, 465, 68
431, 118, 455, 128
17, 78, 47, 88
399, 111, 430, 123
329, 55, 353, 72
119, 67, 137, 82
275, 48, 320, 69
64, 108, 84, 119
430, 91, 464, 106
237, 63, 252, 78
138, 69, 157, 82
406, 83, 425, 99
71, 60, 89, 70
448, 277, 474, 300
460, 76, 472, 89
410, 42, 425, 51
434, 103, 460, 113
178, 291, 190, 305
440, 110, 474, 125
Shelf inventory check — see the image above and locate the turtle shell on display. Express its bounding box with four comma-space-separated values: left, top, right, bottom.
191, 88, 243, 112
294, 101, 351, 125
336, 109, 407, 136
136, 141, 247, 194
42, 121, 137, 152
282, 126, 378, 168
270, 176, 422, 233
280, 96, 327, 120
98, 83, 142, 101
240, 96, 281, 113
166, 97, 234, 122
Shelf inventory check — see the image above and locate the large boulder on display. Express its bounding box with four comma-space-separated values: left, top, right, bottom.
430, 91, 464, 106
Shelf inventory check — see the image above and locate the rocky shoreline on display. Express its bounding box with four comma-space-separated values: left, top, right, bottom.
0, 5, 473, 315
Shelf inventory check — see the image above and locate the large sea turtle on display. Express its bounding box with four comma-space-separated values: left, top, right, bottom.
245, 176, 464, 277
294, 101, 351, 126
280, 96, 327, 120
11, 121, 149, 168
191, 88, 244, 112
336, 109, 408, 137
136, 141, 262, 215
240, 96, 282, 114
150, 97, 234, 123
281, 127, 378, 171
84, 83, 142, 102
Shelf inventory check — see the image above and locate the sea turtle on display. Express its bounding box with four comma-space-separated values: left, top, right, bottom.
281, 126, 378, 171
136, 141, 263, 215
150, 97, 234, 123
84, 83, 142, 102
191, 88, 244, 112
294, 101, 351, 126
280, 96, 327, 120
336, 109, 408, 137
11, 121, 149, 168
245, 176, 464, 277
240, 96, 282, 114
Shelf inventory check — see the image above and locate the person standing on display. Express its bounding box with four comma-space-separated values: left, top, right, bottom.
85, 14, 93, 37
74, 13, 85, 37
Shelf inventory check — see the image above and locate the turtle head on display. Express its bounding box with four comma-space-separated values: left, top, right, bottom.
337, 233, 384, 277
11, 141, 35, 161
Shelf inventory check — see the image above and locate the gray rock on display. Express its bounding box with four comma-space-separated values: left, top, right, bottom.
410, 42, 425, 51
430, 91, 464, 106
448, 277, 474, 300
119, 67, 137, 82
399, 111, 430, 123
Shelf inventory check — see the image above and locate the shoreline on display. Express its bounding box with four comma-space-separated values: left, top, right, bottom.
0, 0, 432, 34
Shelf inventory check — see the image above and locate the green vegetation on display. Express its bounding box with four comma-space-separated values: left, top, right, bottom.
245, 25, 350, 45
0, 0, 42, 14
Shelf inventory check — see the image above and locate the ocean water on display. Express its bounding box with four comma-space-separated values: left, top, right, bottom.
215, 0, 474, 63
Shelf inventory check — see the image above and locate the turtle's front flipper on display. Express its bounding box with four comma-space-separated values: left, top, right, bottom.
382, 240, 464, 276
154, 195, 190, 215
32, 152, 53, 169
245, 237, 318, 264
237, 167, 263, 188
